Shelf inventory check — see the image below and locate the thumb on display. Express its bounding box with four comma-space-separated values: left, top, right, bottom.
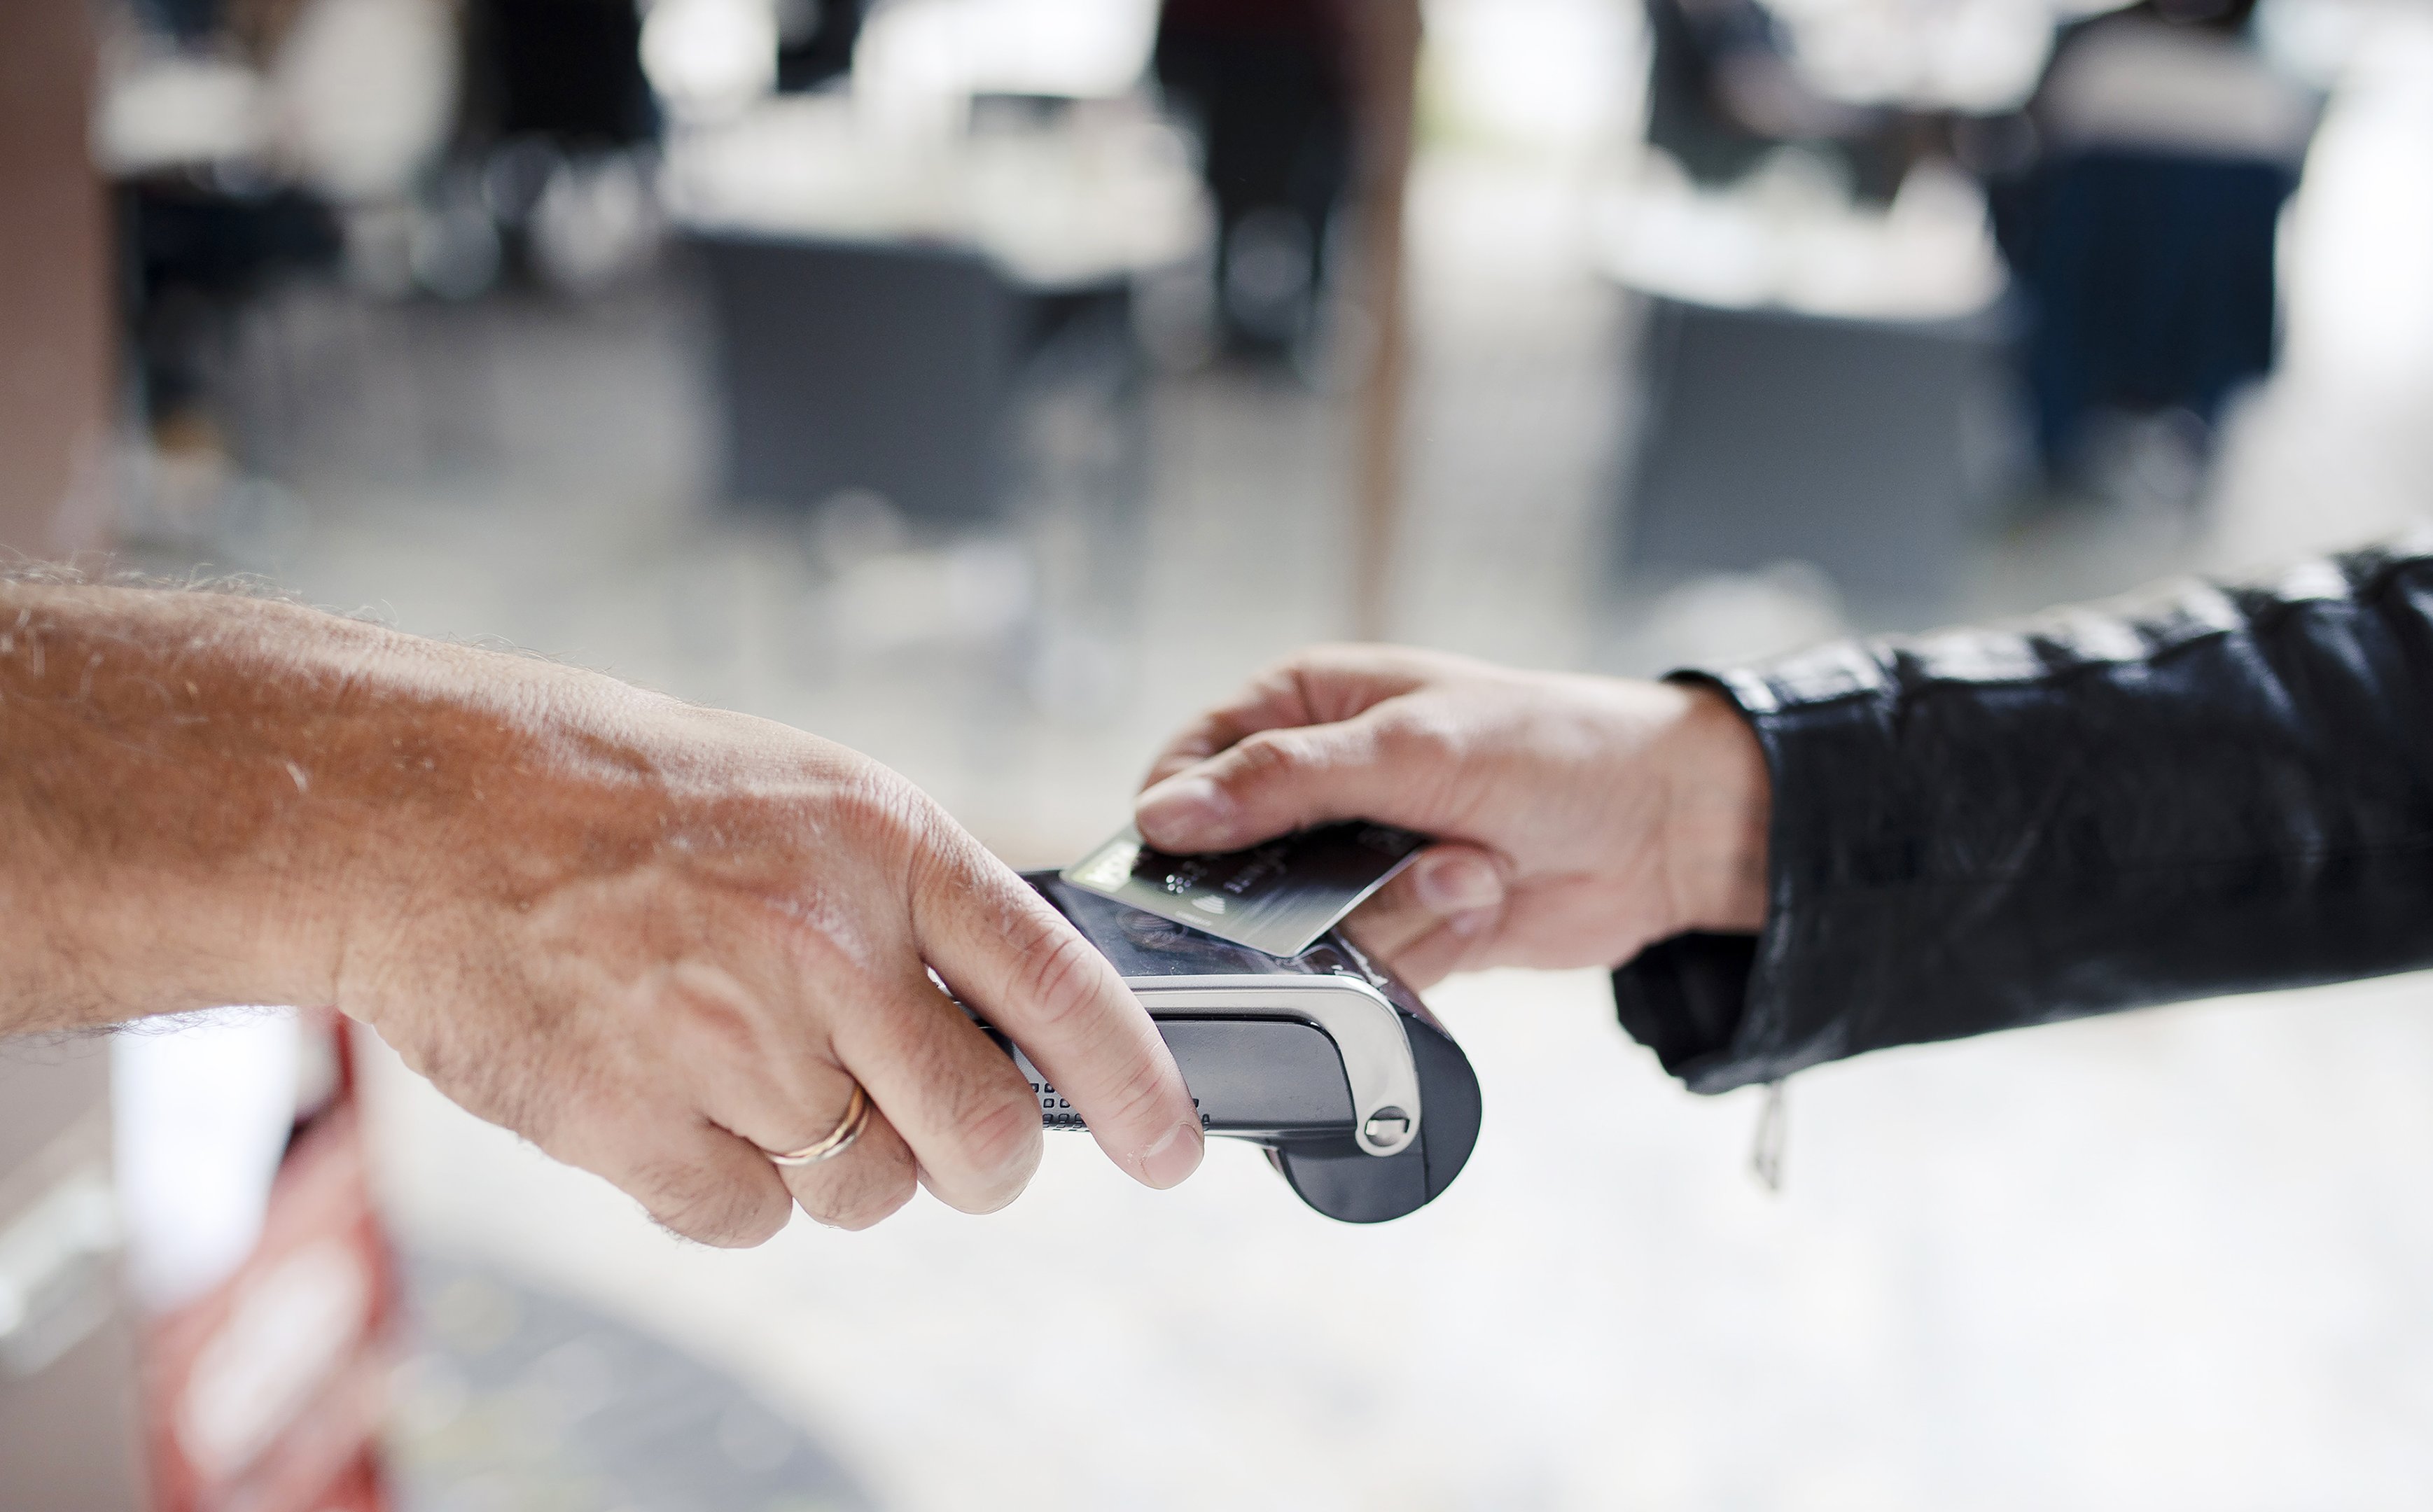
1136, 708, 1444, 853
1337, 841, 1510, 968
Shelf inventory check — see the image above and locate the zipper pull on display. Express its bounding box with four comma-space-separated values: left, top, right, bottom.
1750, 1079, 1788, 1194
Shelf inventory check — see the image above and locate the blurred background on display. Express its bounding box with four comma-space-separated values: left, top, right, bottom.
6, 0, 2433, 1506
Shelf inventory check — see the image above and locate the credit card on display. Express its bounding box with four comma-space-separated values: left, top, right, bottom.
1061, 821, 1429, 958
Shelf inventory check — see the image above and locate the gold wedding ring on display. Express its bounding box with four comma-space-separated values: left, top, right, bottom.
763, 1083, 872, 1166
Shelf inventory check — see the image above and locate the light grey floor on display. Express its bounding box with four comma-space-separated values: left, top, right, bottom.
388, 1254, 872, 1512
137, 38, 2433, 1508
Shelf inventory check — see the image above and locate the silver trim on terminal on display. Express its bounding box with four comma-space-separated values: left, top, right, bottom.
1129, 974, 1420, 1157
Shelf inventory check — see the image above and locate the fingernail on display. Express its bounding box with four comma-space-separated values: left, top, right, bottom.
1414, 852, 1503, 913
1137, 774, 1234, 847
1137, 1119, 1204, 1189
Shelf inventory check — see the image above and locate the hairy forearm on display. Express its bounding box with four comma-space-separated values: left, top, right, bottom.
3, 583, 1209, 1230
5, 584, 377, 1031
0, 584, 584, 1035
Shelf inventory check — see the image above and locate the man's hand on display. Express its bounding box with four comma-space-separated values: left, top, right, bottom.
1, 583, 1203, 1240
1134, 645, 1771, 988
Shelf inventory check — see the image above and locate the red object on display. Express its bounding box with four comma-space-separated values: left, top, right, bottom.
141, 1017, 398, 1512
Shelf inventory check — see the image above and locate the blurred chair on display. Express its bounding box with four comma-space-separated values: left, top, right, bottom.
694, 235, 1021, 524
1599, 158, 2017, 619
674, 90, 1199, 531
692, 232, 1148, 527
1615, 295, 2014, 617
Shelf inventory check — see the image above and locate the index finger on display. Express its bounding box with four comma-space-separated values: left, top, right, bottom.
1141, 645, 1439, 788
909, 839, 1204, 1190
1141, 675, 1316, 789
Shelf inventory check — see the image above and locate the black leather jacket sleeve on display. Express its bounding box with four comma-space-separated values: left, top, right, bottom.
1612, 536, 2433, 1094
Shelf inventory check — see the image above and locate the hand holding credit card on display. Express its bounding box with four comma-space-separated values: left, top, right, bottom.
1061, 820, 1430, 958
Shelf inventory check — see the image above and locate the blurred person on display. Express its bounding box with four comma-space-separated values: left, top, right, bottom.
0, 576, 1206, 1238
1135, 538, 2433, 1091
1152, 0, 1355, 361
105, 0, 454, 456
1985, 0, 2317, 490
123, 180, 342, 458
774, 0, 865, 93
1642, 0, 1911, 202
456, 0, 655, 152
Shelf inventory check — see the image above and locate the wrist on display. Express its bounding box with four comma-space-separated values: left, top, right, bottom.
1657, 682, 1771, 935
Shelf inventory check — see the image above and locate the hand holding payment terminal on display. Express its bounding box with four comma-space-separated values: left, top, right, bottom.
981, 872, 1483, 1224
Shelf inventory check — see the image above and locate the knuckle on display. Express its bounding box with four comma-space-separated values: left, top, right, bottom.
856, 997, 1038, 1186
1281, 641, 1362, 675
1008, 927, 1168, 1130
796, 1150, 918, 1231
664, 972, 843, 1106
1251, 650, 1320, 692
1087, 1042, 1177, 1140
953, 1084, 1044, 1193
665, 969, 764, 1056
828, 769, 934, 851
639, 1161, 788, 1248
1227, 729, 1315, 789
902, 808, 1003, 912
1375, 707, 1465, 769
1011, 922, 1114, 1029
